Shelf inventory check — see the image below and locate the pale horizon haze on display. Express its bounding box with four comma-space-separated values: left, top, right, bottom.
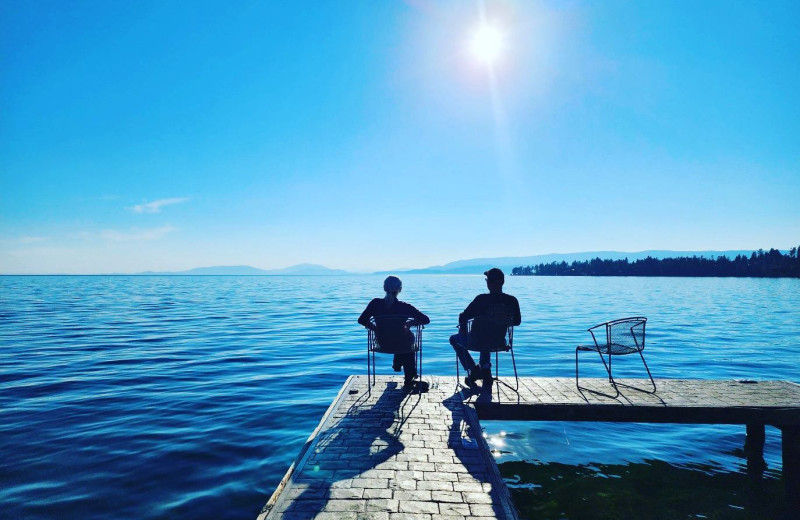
2, 1, 798, 274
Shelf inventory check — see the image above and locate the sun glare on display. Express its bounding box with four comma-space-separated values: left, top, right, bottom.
470, 24, 505, 65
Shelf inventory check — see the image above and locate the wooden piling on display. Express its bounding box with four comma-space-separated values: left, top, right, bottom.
745, 423, 766, 478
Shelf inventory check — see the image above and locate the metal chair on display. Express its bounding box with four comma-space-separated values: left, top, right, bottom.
367, 315, 423, 392
576, 316, 655, 396
455, 315, 518, 391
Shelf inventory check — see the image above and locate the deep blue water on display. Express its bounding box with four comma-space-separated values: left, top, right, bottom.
1, 275, 798, 519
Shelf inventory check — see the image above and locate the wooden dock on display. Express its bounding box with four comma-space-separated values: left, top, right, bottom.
258, 376, 800, 520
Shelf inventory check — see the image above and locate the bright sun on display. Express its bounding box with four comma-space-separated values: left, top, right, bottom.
470, 24, 505, 65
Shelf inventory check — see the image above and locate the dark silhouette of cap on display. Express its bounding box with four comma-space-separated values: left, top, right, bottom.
484, 268, 504, 283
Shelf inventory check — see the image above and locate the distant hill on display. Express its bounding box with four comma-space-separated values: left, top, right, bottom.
265, 263, 351, 275
378, 250, 764, 275
136, 263, 351, 275
130, 251, 777, 276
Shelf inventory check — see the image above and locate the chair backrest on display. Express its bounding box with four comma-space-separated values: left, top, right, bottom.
468, 314, 513, 351
371, 315, 417, 353
606, 317, 646, 353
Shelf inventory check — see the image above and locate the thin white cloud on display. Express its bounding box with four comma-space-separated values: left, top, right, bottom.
99, 225, 177, 242
0, 236, 49, 247
18, 236, 48, 244
130, 197, 189, 214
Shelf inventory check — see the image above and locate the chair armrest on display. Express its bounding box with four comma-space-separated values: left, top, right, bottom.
587, 328, 604, 350
587, 322, 607, 332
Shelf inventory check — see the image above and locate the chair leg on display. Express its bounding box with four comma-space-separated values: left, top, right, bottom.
455, 352, 461, 390
596, 350, 613, 383
371, 351, 376, 387
576, 348, 619, 398
639, 351, 657, 392
492, 350, 519, 392
607, 351, 656, 395
509, 346, 519, 391
603, 352, 620, 398
494, 351, 500, 399
418, 341, 422, 382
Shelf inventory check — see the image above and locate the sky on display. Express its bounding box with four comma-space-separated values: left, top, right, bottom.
1, 0, 798, 274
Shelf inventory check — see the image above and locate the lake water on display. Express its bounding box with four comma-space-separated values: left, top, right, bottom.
1, 275, 798, 519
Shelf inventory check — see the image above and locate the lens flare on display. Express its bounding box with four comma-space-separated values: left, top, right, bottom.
470, 24, 505, 65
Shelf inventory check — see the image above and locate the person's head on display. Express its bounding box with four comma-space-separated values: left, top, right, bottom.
383, 275, 402, 303
484, 268, 504, 294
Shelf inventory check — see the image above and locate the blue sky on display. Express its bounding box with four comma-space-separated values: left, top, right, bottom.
1, 0, 798, 274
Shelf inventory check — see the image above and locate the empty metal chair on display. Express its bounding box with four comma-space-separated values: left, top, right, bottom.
576, 316, 655, 396
455, 315, 518, 390
367, 315, 423, 391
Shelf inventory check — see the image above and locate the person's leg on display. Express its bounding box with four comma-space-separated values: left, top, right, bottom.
398, 352, 416, 383
481, 352, 494, 385
451, 333, 485, 383
450, 333, 477, 371
479, 351, 492, 380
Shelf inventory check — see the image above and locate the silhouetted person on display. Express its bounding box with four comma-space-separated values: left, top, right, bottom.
450, 268, 521, 385
359, 276, 430, 388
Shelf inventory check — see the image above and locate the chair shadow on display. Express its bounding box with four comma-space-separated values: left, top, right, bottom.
276, 380, 417, 519
271, 379, 513, 519
442, 385, 514, 519
576, 381, 666, 407
455, 372, 521, 406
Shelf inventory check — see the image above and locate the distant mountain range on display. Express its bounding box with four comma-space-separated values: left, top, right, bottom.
134, 250, 770, 276
135, 263, 350, 276
378, 250, 765, 275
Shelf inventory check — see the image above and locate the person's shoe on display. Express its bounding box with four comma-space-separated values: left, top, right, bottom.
465, 368, 481, 386
403, 378, 417, 391
392, 362, 402, 372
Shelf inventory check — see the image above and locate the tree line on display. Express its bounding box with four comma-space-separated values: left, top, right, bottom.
511, 248, 800, 277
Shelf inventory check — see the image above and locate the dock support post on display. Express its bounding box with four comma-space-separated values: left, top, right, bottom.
744, 423, 766, 479
782, 425, 799, 514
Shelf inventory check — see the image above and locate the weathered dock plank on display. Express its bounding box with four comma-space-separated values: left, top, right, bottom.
467, 377, 800, 425
259, 376, 800, 519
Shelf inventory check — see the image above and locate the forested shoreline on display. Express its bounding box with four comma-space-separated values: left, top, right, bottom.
511, 248, 800, 277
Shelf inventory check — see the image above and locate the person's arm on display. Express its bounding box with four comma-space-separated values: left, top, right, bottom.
512, 296, 522, 326
405, 304, 430, 327
459, 295, 482, 330
358, 300, 376, 330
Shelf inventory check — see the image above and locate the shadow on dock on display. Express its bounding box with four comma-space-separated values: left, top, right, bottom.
282, 381, 409, 519
261, 376, 518, 519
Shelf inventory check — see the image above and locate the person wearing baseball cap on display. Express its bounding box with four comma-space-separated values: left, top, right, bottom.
484, 267, 505, 284
450, 267, 521, 385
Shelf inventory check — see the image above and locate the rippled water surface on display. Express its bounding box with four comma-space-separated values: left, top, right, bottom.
1, 275, 798, 519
